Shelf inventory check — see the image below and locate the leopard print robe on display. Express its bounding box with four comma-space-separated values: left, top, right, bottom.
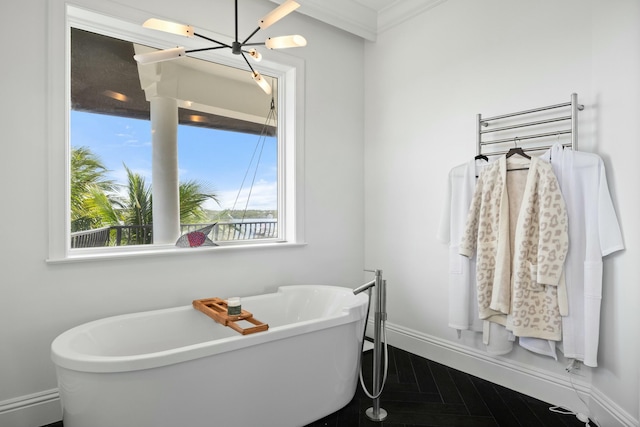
459, 155, 568, 340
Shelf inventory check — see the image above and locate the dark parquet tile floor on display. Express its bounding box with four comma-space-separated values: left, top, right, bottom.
42, 345, 593, 427
306, 345, 593, 427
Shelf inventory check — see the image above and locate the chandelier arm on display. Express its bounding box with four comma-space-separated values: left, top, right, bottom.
242, 42, 266, 47
240, 52, 256, 74
186, 46, 229, 54
242, 27, 261, 45
194, 32, 232, 49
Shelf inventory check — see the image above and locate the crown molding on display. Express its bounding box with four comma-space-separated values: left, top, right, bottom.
377, 0, 447, 34
269, 0, 447, 41
271, 0, 378, 41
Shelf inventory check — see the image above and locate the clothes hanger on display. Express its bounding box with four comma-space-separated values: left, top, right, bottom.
549, 133, 560, 161
506, 137, 530, 171
474, 153, 489, 178
545, 133, 569, 162
506, 137, 531, 160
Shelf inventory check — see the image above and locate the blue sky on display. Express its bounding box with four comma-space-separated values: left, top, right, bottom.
71, 110, 278, 211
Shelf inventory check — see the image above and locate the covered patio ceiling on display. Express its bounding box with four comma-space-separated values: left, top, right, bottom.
71, 28, 276, 136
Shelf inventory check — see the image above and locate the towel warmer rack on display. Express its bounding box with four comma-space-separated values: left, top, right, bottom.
477, 93, 584, 157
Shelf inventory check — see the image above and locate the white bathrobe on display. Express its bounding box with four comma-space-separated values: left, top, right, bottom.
438, 159, 513, 355
437, 159, 486, 332
460, 155, 569, 340
537, 144, 624, 366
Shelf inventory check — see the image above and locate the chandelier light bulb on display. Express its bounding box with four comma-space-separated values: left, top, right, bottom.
259, 0, 300, 29
143, 18, 194, 37
252, 72, 272, 95
248, 48, 262, 62
265, 35, 307, 49
133, 47, 187, 64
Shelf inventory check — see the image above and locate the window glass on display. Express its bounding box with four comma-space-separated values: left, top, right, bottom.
69, 28, 280, 249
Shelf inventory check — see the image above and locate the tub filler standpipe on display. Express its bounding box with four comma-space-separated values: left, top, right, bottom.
353, 269, 388, 422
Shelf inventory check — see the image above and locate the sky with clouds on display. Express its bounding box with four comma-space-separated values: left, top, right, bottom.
71, 110, 278, 211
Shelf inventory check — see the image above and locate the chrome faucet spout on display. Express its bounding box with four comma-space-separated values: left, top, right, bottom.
353, 280, 376, 295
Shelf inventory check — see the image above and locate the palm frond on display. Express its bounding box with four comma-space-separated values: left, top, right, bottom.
179, 180, 220, 223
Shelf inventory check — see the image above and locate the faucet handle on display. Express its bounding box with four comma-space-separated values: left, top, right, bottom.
364, 268, 382, 276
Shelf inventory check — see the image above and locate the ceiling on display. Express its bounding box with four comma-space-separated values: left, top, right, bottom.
270, 0, 447, 41
353, 0, 397, 10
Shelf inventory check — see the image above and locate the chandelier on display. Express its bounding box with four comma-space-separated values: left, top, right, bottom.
133, 0, 306, 94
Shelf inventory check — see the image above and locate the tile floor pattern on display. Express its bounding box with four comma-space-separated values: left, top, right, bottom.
42, 345, 593, 427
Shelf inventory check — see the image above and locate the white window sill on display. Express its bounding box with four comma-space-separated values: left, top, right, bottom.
46, 241, 307, 265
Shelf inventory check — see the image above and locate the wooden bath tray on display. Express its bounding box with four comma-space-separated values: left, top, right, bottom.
192, 297, 269, 335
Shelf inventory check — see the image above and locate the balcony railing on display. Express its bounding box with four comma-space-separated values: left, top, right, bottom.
70, 221, 278, 249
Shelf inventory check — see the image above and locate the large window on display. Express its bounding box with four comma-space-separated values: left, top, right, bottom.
48, 1, 304, 261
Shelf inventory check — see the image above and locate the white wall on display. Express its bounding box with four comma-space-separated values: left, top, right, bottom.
0, 0, 365, 426
364, 0, 639, 426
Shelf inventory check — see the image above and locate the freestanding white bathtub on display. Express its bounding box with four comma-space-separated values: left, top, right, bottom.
51, 285, 369, 427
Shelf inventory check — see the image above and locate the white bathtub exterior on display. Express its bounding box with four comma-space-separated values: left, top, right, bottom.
51, 285, 369, 427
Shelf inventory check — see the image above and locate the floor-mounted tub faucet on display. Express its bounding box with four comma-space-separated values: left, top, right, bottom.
354, 269, 388, 422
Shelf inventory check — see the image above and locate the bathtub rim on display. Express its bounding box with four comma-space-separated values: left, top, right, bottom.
51, 285, 368, 373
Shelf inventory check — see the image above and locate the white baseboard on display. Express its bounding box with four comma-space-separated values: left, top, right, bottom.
589, 383, 639, 427
379, 320, 639, 427
0, 389, 61, 427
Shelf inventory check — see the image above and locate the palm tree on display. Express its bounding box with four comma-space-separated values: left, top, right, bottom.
70, 146, 117, 231
116, 166, 220, 244
120, 165, 153, 227
179, 180, 220, 223
117, 165, 153, 244
70, 146, 220, 245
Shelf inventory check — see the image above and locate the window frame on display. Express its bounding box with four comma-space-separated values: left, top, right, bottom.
47, 0, 305, 262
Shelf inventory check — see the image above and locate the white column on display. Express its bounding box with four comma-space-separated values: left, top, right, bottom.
150, 97, 180, 244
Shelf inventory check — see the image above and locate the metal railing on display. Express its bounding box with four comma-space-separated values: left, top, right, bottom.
71, 221, 278, 249
70, 227, 112, 248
